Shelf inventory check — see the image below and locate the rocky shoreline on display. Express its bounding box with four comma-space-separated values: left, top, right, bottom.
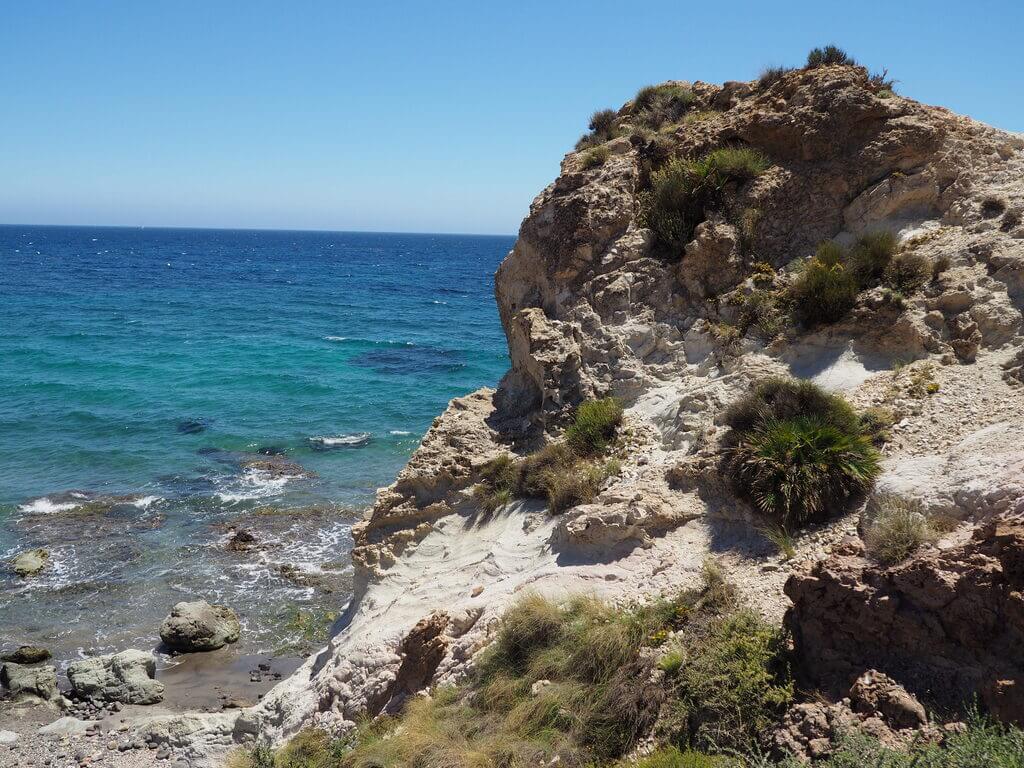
6, 62, 1024, 766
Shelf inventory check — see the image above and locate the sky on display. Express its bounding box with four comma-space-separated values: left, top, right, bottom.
1, 1, 1022, 235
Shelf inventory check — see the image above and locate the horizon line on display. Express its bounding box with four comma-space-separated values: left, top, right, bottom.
0, 222, 518, 239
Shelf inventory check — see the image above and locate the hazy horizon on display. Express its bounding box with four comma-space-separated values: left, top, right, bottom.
4, 0, 1022, 234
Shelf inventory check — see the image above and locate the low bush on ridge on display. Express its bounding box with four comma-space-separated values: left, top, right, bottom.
632, 83, 696, 130
724, 377, 880, 527
577, 107, 622, 150
639, 148, 770, 255
806, 44, 857, 68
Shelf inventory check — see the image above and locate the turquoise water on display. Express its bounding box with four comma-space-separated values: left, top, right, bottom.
0, 225, 511, 657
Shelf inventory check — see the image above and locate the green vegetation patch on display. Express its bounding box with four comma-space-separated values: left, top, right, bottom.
474, 398, 623, 515
806, 45, 858, 68
791, 232, 906, 327
639, 148, 771, 256
632, 84, 696, 130
724, 377, 881, 527
862, 493, 940, 565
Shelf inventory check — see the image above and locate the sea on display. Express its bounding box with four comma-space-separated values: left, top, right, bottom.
0, 225, 512, 659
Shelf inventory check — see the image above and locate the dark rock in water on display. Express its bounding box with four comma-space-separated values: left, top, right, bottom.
226, 528, 259, 552
1, 645, 52, 664
176, 418, 210, 434
238, 454, 316, 479
256, 445, 287, 456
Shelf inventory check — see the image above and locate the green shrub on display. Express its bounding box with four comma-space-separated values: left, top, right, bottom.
576, 107, 621, 150
848, 231, 898, 286
633, 84, 696, 129
673, 612, 793, 752
565, 397, 624, 456
589, 108, 618, 136
724, 376, 861, 436
806, 45, 857, 68
884, 250, 930, 294
862, 493, 937, 565
725, 378, 880, 526
580, 144, 611, 170
515, 442, 576, 498
546, 463, 606, 513
732, 416, 880, 525
859, 406, 896, 445
633, 746, 738, 768
791, 255, 859, 326
474, 453, 519, 513
640, 149, 770, 254
640, 158, 707, 254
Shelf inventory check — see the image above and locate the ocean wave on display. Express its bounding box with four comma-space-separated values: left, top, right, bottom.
214, 470, 293, 503
388, 430, 412, 436
308, 433, 371, 450
17, 493, 88, 514
132, 495, 162, 509
323, 336, 415, 348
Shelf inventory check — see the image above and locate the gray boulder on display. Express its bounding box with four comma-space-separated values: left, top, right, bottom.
66, 649, 164, 704
159, 600, 241, 652
0, 662, 60, 703
11, 548, 48, 577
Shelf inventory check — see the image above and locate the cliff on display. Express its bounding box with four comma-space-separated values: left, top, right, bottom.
142, 64, 1024, 763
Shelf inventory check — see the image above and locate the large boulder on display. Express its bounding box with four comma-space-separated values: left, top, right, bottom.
66, 649, 164, 704
159, 600, 241, 652
10, 548, 48, 577
0, 662, 60, 703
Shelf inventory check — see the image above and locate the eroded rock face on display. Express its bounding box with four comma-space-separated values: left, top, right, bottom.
66, 649, 164, 704
159, 600, 241, 653
785, 520, 1024, 723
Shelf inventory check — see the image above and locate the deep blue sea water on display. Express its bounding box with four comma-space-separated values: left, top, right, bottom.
0, 225, 511, 657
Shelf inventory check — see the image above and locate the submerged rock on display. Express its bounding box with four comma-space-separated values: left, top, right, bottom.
10, 548, 49, 577
176, 418, 210, 434
66, 649, 164, 704
159, 600, 241, 652
1, 645, 52, 664
0, 662, 60, 703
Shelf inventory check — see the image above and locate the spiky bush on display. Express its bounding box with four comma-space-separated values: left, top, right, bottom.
848, 231, 898, 286
633, 84, 696, 129
790, 242, 859, 326
806, 45, 857, 68
576, 107, 621, 150
884, 250, 931, 294
862, 493, 937, 565
758, 65, 795, 89
725, 378, 880, 526
640, 149, 770, 254
565, 397, 623, 456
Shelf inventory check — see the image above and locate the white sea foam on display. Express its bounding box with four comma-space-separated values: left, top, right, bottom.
17, 497, 81, 514
324, 336, 348, 342
132, 495, 162, 509
215, 470, 292, 503
309, 433, 371, 449
389, 430, 412, 436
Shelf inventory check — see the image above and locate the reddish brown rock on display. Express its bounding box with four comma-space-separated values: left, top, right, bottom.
785, 519, 1024, 723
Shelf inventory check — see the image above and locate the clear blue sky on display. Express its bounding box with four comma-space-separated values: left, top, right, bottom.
2, 1, 1021, 235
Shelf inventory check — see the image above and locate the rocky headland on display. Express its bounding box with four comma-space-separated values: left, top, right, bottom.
4, 55, 1024, 766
